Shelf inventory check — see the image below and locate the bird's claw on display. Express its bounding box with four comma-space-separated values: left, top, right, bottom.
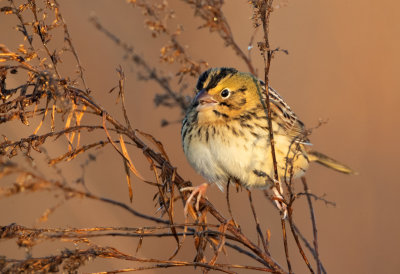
271, 183, 288, 219
180, 183, 208, 217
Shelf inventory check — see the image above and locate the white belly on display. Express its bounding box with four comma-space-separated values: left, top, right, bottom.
184, 125, 309, 190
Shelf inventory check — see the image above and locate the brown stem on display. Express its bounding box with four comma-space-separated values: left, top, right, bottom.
302, 176, 321, 274
258, 1, 291, 272
280, 219, 292, 273
248, 190, 270, 255
287, 208, 314, 273
292, 223, 327, 274
67, 87, 286, 273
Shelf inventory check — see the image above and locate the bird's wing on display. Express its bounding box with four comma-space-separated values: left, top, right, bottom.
259, 81, 308, 141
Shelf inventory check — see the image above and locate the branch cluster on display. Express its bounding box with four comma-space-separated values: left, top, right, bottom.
0, 1, 330, 273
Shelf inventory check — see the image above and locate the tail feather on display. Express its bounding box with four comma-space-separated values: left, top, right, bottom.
308, 150, 357, 175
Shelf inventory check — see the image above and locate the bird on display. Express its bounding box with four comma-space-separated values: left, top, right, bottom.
181, 67, 355, 217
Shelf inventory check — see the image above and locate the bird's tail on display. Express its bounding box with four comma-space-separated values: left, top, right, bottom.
308, 150, 357, 175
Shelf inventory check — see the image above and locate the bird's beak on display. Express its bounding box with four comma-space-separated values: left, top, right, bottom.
194, 90, 217, 110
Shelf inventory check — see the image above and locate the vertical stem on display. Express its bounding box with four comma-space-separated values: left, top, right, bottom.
260, 0, 280, 185
281, 218, 292, 272
292, 223, 327, 274
259, 1, 291, 272
248, 190, 270, 255
288, 206, 315, 273
302, 176, 321, 274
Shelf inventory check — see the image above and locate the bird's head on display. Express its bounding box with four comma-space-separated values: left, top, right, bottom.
190, 67, 262, 124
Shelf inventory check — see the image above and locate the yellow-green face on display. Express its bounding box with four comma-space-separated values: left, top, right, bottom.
192, 68, 262, 123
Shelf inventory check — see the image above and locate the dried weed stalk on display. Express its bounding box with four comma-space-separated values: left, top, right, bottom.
0, 0, 331, 273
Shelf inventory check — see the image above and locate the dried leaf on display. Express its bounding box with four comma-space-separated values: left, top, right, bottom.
119, 135, 144, 181
64, 103, 76, 151
209, 222, 228, 265
51, 104, 55, 132
266, 228, 271, 245
33, 99, 50, 135
135, 229, 144, 254
124, 159, 133, 202
74, 105, 86, 148
48, 141, 106, 165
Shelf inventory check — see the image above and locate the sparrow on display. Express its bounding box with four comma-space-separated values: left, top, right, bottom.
181, 67, 355, 216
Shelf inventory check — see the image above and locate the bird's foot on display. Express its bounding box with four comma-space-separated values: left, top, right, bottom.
271, 184, 288, 219
180, 183, 209, 217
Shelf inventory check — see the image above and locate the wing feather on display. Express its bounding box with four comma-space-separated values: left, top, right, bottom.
259, 80, 307, 140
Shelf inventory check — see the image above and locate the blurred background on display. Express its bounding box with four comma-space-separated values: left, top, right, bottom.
1, 0, 399, 273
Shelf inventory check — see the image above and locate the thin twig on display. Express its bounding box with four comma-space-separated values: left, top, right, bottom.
257, 1, 292, 272
248, 190, 270, 255
292, 223, 327, 274
89, 15, 189, 113
54, 0, 89, 93
287, 208, 314, 273
226, 179, 235, 224
302, 176, 321, 274
181, 0, 256, 75
280, 219, 292, 272
0, 1, 330, 272
296, 192, 336, 207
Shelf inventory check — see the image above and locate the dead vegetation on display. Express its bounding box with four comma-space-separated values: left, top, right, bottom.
1, 1, 333, 273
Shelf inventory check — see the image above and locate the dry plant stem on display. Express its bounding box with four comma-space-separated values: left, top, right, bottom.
0, 224, 204, 241
258, 1, 292, 272
3, 246, 243, 274
208, 223, 228, 268
55, 181, 172, 226
203, 200, 285, 272
68, 88, 286, 273
181, 0, 256, 75
287, 209, 314, 273
127, 0, 208, 78
296, 192, 336, 207
91, 170, 281, 270
150, 162, 182, 260
280, 219, 292, 273
0, 57, 285, 269
0, 125, 103, 152
292, 224, 327, 274
0, 174, 270, 268
27, 0, 61, 80
95, 262, 274, 274
259, 0, 280, 194
89, 16, 188, 112
226, 180, 235, 222
16, 0, 87, 93
0, 108, 46, 124
263, 190, 327, 273
0, 1, 328, 272
94, 264, 274, 274
247, 190, 270, 256
53, 0, 88, 93
301, 176, 321, 274
116, 67, 132, 131
8, 0, 42, 63
101, 208, 271, 271
4, 244, 275, 274
286, 172, 314, 273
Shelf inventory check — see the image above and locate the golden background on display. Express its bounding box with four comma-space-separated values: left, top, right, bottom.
1, 0, 399, 273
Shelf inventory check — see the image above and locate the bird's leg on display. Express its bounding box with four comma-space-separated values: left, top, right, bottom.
180, 183, 209, 217
271, 181, 288, 219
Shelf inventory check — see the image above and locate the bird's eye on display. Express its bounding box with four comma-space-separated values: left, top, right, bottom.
220, 89, 230, 98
